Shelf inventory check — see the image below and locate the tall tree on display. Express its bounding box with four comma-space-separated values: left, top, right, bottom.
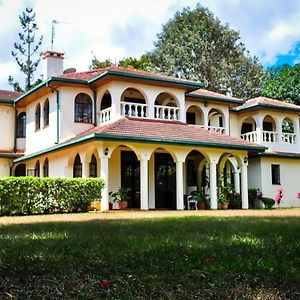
262, 64, 300, 105
9, 7, 43, 92
148, 5, 265, 98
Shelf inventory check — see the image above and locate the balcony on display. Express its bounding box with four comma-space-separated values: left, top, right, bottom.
154, 105, 179, 120
241, 130, 298, 152
99, 107, 112, 124
200, 125, 226, 134
121, 102, 147, 118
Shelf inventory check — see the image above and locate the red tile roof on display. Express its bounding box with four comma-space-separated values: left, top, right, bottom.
189, 88, 242, 101
57, 66, 199, 85
236, 96, 300, 111
67, 117, 264, 150
0, 89, 21, 100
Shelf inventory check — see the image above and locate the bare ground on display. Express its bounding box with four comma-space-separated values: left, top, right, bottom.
0, 208, 300, 225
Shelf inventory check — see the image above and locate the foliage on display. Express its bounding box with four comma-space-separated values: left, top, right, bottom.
248, 188, 263, 208
262, 64, 300, 105
109, 187, 131, 203
90, 54, 150, 71
0, 177, 104, 216
191, 190, 208, 204
148, 4, 265, 98
219, 184, 233, 204
262, 197, 275, 209
0, 216, 299, 298
9, 7, 43, 92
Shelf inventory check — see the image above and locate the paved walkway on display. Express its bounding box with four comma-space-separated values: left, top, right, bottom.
0, 209, 300, 225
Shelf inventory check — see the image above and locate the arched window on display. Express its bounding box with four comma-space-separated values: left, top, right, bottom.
34, 160, 40, 177
74, 93, 92, 123
43, 99, 49, 127
73, 154, 82, 177
35, 104, 41, 131
89, 154, 97, 177
17, 112, 26, 138
43, 158, 49, 177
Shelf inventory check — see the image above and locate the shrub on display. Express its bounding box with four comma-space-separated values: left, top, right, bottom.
0, 177, 104, 216
262, 197, 275, 209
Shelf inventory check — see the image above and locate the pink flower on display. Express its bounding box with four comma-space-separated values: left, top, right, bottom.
275, 187, 284, 205
296, 192, 300, 199
100, 280, 110, 287
205, 256, 214, 265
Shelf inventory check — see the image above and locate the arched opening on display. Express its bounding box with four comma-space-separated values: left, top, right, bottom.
263, 115, 277, 142
73, 154, 82, 177
43, 99, 49, 127
120, 88, 147, 118
15, 164, 26, 176
74, 93, 93, 123
35, 104, 41, 131
154, 92, 179, 120
150, 148, 176, 209
240, 117, 257, 142
43, 158, 49, 177
34, 160, 40, 177
89, 154, 97, 177
208, 108, 225, 133
186, 105, 204, 125
99, 91, 112, 123
282, 117, 295, 144
17, 112, 26, 138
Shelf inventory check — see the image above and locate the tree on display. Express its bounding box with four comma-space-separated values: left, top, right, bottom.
90, 55, 150, 71
9, 7, 43, 92
148, 5, 265, 98
262, 64, 300, 105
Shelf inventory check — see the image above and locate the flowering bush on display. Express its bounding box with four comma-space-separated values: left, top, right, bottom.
296, 192, 300, 199
275, 187, 284, 205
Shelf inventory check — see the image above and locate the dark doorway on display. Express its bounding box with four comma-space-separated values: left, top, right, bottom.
155, 153, 176, 209
241, 123, 253, 134
15, 164, 26, 176
121, 151, 140, 208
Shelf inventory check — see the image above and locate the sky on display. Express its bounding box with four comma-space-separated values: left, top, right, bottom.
1, 0, 300, 90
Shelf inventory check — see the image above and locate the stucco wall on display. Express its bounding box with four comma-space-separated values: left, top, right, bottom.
248, 157, 262, 191
0, 105, 14, 150
0, 158, 11, 177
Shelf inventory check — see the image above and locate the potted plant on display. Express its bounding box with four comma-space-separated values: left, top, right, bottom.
109, 187, 131, 210
191, 190, 208, 210
219, 184, 233, 209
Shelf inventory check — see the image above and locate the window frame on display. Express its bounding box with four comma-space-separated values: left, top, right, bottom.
271, 164, 280, 185
17, 112, 26, 138
35, 103, 41, 131
74, 93, 93, 124
43, 158, 49, 177
34, 160, 40, 177
43, 99, 49, 127
73, 154, 82, 177
89, 154, 97, 177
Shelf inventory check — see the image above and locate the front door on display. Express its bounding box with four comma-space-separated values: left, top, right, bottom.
121, 151, 140, 208
155, 153, 176, 209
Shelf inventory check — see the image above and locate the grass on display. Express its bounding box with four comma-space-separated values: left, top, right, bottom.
0, 214, 300, 299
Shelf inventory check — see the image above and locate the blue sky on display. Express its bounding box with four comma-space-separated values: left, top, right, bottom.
1, 0, 300, 89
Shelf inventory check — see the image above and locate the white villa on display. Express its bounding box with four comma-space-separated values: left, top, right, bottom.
1, 51, 300, 210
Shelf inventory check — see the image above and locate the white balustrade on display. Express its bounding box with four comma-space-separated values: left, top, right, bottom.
282, 132, 296, 144
154, 105, 179, 120
241, 131, 258, 143
121, 102, 147, 118
99, 107, 112, 123
262, 131, 278, 143
207, 126, 225, 134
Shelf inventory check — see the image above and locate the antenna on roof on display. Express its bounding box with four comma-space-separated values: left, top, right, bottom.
51, 20, 69, 50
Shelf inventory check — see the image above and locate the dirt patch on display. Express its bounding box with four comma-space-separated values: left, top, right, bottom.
0, 209, 299, 225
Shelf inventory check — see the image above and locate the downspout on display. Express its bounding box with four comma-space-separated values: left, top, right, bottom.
93, 89, 97, 125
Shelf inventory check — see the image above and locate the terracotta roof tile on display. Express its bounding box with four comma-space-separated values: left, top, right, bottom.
189, 88, 242, 101
0, 89, 21, 100
66, 117, 263, 150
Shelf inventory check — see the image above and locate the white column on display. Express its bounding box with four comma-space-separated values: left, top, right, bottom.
234, 170, 240, 193
209, 162, 218, 209
203, 109, 209, 129
176, 160, 184, 210
100, 156, 109, 211
148, 99, 155, 119
148, 156, 155, 209
82, 160, 89, 178
224, 111, 230, 135
256, 115, 263, 144
140, 158, 149, 210
241, 163, 249, 209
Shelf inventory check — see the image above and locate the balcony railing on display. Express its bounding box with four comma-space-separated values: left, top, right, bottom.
262, 130, 278, 143
200, 125, 226, 134
240, 131, 258, 143
121, 102, 147, 118
282, 132, 296, 144
154, 105, 179, 120
99, 107, 112, 123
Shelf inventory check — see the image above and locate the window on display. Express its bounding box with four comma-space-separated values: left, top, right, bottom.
89, 154, 97, 177
35, 104, 41, 131
73, 154, 82, 177
271, 164, 280, 185
43, 99, 49, 127
74, 93, 92, 123
43, 158, 49, 177
34, 160, 40, 177
17, 112, 26, 138
15, 164, 26, 176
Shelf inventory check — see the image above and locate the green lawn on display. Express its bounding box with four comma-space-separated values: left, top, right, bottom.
0, 216, 299, 299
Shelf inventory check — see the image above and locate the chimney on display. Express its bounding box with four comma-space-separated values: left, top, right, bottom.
42, 50, 64, 79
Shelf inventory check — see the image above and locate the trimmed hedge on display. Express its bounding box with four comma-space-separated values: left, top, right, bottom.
0, 177, 104, 216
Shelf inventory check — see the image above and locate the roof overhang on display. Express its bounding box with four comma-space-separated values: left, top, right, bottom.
187, 93, 244, 106
231, 103, 300, 113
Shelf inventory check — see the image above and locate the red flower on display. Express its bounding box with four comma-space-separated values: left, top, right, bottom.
205, 256, 214, 264
100, 280, 110, 287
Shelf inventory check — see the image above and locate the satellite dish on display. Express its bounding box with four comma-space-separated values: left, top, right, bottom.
63, 67, 76, 74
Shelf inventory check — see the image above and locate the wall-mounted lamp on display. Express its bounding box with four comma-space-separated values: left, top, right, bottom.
244, 157, 248, 164
104, 147, 109, 156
